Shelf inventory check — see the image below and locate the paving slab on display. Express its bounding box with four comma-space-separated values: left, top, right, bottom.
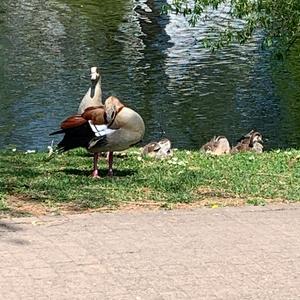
0, 203, 299, 299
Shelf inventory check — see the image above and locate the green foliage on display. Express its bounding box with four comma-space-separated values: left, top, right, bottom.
0, 193, 8, 211
163, 0, 300, 55
246, 198, 266, 206
0, 148, 299, 215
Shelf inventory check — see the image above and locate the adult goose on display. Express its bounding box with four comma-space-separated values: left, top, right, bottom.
231, 130, 263, 153
201, 136, 231, 155
78, 67, 102, 114
50, 96, 145, 177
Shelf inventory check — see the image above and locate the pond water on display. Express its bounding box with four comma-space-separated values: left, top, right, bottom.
0, 0, 300, 151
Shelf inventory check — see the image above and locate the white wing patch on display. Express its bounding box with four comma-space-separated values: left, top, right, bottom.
88, 121, 115, 137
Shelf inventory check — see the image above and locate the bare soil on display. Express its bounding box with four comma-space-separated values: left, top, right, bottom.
1, 190, 292, 218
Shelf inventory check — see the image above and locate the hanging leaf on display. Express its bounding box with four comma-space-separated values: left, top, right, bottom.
162, 0, 300, 55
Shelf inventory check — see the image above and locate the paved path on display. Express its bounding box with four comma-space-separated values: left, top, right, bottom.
0, 204, 299, 300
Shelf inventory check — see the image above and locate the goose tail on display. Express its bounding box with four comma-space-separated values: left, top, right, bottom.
49, 129, 64, 136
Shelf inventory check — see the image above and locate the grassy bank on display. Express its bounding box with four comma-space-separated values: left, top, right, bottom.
0, 148, 300, 216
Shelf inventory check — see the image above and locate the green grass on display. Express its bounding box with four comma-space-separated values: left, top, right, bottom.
0, 148, 299, 215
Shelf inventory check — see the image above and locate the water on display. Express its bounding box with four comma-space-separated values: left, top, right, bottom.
0, 0, 300, 151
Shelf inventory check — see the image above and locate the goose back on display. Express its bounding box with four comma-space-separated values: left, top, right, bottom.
201, 136, 231, 155
142, 138, 172, 159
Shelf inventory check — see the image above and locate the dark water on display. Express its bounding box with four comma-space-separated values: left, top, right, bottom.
0, 0, 300, 151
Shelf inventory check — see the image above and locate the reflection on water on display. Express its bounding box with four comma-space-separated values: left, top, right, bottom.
0, 0, 299, 151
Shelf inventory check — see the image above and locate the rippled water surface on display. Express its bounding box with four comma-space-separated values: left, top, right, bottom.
0, 0, 300, 151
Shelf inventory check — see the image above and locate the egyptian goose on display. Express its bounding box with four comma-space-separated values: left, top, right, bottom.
201, 136, 231, 155
50, 96, 145, 177
142, 138, 173, 159
78, 67, 102, 114
231, 130, 263, 154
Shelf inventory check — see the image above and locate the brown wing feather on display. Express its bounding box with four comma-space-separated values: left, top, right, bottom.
61, 115, 87, 129
82, 107, 106, 125
60, 106, 106, 130
83, 105, 104, 113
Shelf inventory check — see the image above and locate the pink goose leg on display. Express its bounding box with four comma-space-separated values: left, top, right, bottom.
92, 153, 100, 178
107, 151, 114, 177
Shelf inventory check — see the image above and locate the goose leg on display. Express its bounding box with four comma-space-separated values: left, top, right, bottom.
107, 151, 114, 177
92, 153, 100, 178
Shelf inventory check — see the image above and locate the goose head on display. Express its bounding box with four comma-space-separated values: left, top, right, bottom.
249, 131, 263, 145
249, 131, 263, 153
90, 67, 101, 86
104, 96, 125, 124
105, 96, 124, 111
89, 67, 101, 99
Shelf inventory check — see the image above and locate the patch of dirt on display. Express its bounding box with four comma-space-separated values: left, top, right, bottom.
4, 195, 55, 217
192, 187, 246, 207
191, 187, 291, 208
118, 201, 162, 211
3, 195, 130, 217
1, 191, 294, 218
